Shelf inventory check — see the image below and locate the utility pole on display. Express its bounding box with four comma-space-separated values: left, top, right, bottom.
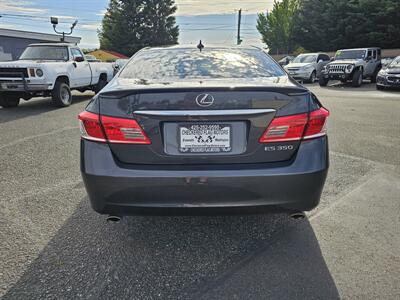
237, 9, 242, 45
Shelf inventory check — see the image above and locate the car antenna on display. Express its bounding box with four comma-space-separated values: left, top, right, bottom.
197, 40, 204, 52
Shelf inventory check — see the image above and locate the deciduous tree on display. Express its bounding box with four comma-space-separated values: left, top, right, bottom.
257, 0, 300, 54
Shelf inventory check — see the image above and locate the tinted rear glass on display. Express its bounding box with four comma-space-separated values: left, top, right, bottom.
120, 48, 285, 80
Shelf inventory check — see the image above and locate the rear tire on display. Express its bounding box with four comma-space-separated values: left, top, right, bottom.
0, 95, 20, 108
319, 76, 328, 87
352, 69, 363, 87
52, 81, 72, 107
94, 76, 107, 94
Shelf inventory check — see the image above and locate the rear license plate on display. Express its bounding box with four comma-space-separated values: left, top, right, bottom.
179, 124, 232, 153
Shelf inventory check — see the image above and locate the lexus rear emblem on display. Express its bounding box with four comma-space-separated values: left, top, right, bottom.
195, 93, 214, 107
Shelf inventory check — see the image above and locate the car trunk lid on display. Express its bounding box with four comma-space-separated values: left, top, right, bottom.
97, 81, 311, 165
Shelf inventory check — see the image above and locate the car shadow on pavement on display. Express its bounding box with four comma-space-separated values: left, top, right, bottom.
3, 199, 340, 300
0, 94, 93, 124
319, 81, 399, 94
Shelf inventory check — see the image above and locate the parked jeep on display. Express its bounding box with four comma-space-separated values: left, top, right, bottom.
319, 48, 382, 87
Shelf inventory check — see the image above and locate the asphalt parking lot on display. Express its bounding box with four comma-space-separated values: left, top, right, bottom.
1, 83, 399, 299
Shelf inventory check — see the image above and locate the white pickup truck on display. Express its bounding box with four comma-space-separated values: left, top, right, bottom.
0, 43, 114, 108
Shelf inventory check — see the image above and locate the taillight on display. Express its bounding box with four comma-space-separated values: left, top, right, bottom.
303, 107, 329, 139
78, 111, 106, 142
78, 111, 150, 144
259, 113, 308, 143
259, 107, 329, 143
101, 115, 151, 144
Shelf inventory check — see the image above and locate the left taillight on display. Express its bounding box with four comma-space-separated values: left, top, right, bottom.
78, 111, 151, 145
78, 111, 106, 142
101, 115, 151, 144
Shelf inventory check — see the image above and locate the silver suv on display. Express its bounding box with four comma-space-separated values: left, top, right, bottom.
284, 53, 330, 83
319, 48, 382, 87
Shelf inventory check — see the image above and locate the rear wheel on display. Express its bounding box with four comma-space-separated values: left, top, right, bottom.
352, 69, 363, 87
0, 95, 20, 108
52, 80, 72, 107
319, 76, 328, 87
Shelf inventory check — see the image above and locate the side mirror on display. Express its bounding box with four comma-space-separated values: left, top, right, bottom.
318, 59, 323, 63
330, 57, 335, 62
74, 56, 84, 62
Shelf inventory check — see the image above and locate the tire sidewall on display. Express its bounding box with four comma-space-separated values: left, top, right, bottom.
53, 81, 72, 107
309, 71, 316, 83
0, 95, 20, 108
319, 76, 328, 87
352, 69, 363, 87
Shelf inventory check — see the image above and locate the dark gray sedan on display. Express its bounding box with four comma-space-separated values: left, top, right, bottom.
79, 45, 329, 217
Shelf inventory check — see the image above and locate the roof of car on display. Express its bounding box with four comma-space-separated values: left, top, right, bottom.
338, 47, 381, 51
297, 52, 328, 55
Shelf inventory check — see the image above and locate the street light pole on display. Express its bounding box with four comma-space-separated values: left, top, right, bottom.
50, 17, 78, 42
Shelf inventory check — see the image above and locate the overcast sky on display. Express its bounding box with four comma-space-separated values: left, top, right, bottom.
0, 0, 276, 49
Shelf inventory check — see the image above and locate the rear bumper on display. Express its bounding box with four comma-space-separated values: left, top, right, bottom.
81, 137, 329, 215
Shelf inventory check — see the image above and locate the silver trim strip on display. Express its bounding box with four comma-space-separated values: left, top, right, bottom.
134, 109, 276, 117
303, 132, 327, 140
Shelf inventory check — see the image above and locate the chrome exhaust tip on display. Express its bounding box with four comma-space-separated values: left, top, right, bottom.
289, 212, 306, 220
106, 215, 122, 223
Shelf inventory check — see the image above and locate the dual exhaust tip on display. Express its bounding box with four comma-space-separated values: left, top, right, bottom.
289, 211, 306, 220
106, 215, 122, 223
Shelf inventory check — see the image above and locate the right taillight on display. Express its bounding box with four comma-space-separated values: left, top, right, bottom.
78, 111, 151, 144
259, 107, 329, 143
303, 107, 330, 140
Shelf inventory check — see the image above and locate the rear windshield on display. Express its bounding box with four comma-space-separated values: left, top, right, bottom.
292, 54, 317, 63
119, 48, 285, 80
20, 46, 69, 61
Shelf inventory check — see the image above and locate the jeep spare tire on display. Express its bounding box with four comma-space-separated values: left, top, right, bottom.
52, 81, 72, 107
352, 69, 363, 87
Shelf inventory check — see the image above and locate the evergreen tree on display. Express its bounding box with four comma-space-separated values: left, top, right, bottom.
99, 0, 179, 56
293, 0, 400, 51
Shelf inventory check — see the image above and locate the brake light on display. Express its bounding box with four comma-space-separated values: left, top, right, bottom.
78, 112, 150, 144
259, 107, 329, 143
101, 115, 151, 144
303, 107, 330, 139
78, 111, 106, 142
259, 113, 308, 143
